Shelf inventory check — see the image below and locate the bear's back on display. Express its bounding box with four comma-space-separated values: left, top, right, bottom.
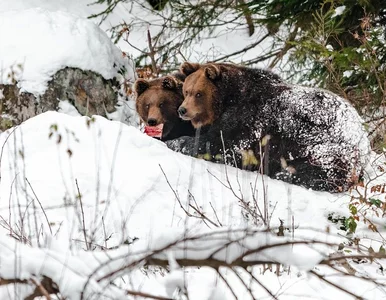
276, 84, 370, 166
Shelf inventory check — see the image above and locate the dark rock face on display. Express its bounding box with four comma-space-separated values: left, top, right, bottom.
0, 85, 38, 130
0, 67, 120, 131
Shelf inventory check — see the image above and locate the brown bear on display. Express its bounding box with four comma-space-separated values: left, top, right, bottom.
134, 74, 195, 141
166, 62, 370, 192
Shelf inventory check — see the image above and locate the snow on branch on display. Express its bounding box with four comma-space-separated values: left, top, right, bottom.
0, 227, 337, 299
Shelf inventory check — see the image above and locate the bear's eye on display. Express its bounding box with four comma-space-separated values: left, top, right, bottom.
145, 104, 150, 110
159, 102, 164, 108
196, 93, 202, 98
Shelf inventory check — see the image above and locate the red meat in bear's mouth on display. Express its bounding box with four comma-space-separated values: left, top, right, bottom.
144, 124, 164, 138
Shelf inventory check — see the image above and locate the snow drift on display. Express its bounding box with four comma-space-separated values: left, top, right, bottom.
0, 8, 133, 95
0, 112, 384, 299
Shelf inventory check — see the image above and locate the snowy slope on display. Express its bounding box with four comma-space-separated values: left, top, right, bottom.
0, 112, 344, 244
0, 112, 385, 299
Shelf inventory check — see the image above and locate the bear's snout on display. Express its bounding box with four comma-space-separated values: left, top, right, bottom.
147, 118, 158, 126
178, 106, 187, 117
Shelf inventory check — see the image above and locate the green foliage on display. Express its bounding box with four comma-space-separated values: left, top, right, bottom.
92, 1, 385, 88
369, 198, 382, 208
288, 1, 386, 112
283, 0, 386, 150
349, 203, 358, 215
327, 206, 358, 235
249, 0, 323, 33
345, 216, 358, 234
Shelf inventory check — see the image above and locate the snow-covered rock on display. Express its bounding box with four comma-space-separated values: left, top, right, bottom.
0, 8, 132, 95
0, 8, 137, 131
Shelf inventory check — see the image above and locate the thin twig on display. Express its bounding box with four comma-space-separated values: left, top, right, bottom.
160, 164, 218, 227
188, 191, 219, 227
230, 267, 255, 299
209, 202, 223, 226
75, 179, 89, 250
102, 216, 107, 249
309, 270, 364, 299
147, 29, 158, 75
25, 178, 52, 235
207, 169, 231, 190
125, 289, 173, 300
217, 268, 238, 299
248, 269, 278, 299
212, 33, 270, 63
0, 126, 18, 183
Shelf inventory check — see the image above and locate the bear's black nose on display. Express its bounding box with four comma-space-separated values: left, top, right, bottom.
147, 118, 157, 126
178, 107, 187, 117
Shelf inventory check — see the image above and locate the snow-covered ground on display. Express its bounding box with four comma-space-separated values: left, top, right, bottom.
0, 0, 386, 299
0, 112, 385, 299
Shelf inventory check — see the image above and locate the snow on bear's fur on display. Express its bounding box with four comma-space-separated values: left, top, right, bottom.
166, 62, 370, 192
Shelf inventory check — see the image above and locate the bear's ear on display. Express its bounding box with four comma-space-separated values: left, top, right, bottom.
180, 62, 200, 76
162, 76, 178, 90
204, 64, 221, 80
134, 79, 149, 96
171, 71, 186, 82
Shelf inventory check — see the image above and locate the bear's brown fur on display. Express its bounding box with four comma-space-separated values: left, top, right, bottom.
166, 62, 370, 192
177, 63, 219, 128
134, 74, 195, 141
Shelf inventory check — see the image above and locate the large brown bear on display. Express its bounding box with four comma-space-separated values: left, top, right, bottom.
134, 74, 195, 141
166, 62, 371, 192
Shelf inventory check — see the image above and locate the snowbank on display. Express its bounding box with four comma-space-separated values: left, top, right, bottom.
0, 8, 133, 95
0, 112, 347, 244
0, 112, 384, 299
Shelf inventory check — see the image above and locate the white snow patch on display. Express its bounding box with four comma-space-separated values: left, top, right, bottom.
0, 8, 132, 96
332, 5, 346, 18
58, 100, 82, 117
343, 70, 354, 78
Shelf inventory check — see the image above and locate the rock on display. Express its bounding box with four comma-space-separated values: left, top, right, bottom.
0, 67, 120, 131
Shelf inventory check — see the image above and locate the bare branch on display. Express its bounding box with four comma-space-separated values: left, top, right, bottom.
29, 277, 52, 300
25, 178, 52, 235
75, 179, 89, 250
212, 33, 270, 63
125, 289, 173, 300
309, 270, 365, 299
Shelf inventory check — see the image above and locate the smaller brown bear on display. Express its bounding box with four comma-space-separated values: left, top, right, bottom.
134, 74, 195, 141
